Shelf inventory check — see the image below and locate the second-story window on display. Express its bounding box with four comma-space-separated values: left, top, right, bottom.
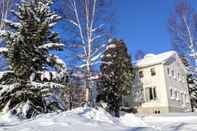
167, 68, 170, 75
178, 73, 181, 81
151, 68, 156, 76
170, 89, 173, 97
171, 70, 174, 77
175, 91, 178, 99
139, 71, 144, 78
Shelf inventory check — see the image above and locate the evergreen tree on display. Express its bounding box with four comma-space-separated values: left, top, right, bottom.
0, 0, 66, 118
180, 56, 197, 111
187, 73, 197, 111
99, 39, 134, 117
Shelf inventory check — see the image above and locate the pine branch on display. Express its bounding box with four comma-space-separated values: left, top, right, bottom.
39, 43, 64, 50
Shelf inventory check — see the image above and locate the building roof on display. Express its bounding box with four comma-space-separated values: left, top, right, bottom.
136, 51, 177, 68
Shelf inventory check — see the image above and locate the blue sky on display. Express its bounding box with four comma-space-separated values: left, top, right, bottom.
113, 0, 197, 58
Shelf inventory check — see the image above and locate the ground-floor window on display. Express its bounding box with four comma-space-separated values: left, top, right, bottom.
145, 87, 157, 101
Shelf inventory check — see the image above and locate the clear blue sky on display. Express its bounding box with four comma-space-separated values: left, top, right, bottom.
113, 0, 197, 57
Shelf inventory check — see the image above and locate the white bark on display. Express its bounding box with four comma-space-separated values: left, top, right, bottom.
182, 15, 197, 66
66, 0, 106, 104
0, 0, 12, 30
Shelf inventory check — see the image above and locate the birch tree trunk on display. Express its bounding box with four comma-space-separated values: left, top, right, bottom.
61, 0, 110, 105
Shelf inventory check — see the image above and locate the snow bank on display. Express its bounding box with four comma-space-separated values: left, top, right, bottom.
68, 106, 115, 124
1, 107, 197, 131
0, 111, 18, 124
0, 107, 155, 131
119, 113, 147, 127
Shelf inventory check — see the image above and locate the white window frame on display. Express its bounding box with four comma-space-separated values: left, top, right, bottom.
145, 86, 157, 102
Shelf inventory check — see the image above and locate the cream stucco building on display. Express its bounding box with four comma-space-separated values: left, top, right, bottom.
134, 51, 191, 113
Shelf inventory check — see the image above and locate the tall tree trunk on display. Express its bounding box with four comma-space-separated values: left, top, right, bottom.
85, 60, 91, 105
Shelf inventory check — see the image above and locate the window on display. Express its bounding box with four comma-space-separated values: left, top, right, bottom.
182, 75, 185, 82
181, 93, 184, 104
167, 68, 170, 75
177, 92, 180, 101
175, 91, 180, 101
145, 87, 157, 101
170, 89, 173, 97
139, 71, 144, 78
171, 70, 174, 77
175, 91, 178, 100
178, 73, 180, 80
150, 68, 156, 76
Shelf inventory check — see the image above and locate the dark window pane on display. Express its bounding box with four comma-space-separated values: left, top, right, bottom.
149, 88, 153, 100
139, 71, 144, 78
153, 87, 157, 100
151, 68, 156, 76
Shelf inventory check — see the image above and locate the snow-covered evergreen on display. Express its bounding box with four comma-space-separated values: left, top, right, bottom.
187, 72, 197, 111
98, 39, 134, 117
0, 0, 68, 118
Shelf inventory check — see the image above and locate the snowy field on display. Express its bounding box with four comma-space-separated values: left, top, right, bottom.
0, 107, 197, 131
142, 113, 197, 131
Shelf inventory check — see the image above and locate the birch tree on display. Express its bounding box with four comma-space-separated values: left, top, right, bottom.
0, 0, 18, 70
0, 0, 12, 30
59, 0, 113, 105
169, 1, 197, 111
168, 1, 197, 67
0, 0, 11, 69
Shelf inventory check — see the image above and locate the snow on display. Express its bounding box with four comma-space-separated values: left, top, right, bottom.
0, 72, 5, 80
0, 83, 18, 96
41, 71, 51, 81
3, 19, 21, 28
55, 57, 66, 69
47, 55, 66, 70
142, 113, 197, 131
39, 43, 64, 50
22, 101, 30, 117
136, 51, 177, 68
0, 47, 8, 54
107, 44, 117, 50
1, 107, 197, 131
0, 107, 156, 131
119, 113, 147, 127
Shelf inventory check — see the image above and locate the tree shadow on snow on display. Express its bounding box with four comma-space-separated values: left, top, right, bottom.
125, 127, 158, 131
0, 123, 17, 127
169, 122, 186, 131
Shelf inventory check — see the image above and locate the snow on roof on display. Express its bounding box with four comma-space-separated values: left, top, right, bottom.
136, 51, 177, 68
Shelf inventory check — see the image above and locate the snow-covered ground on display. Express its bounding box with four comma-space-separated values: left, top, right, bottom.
0, 107, 197, 131
142, 113, 197, 131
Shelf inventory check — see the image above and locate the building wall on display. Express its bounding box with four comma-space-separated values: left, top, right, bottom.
137, 64, 169, 113
163, 56, 191, 112
123, 52, 192, 114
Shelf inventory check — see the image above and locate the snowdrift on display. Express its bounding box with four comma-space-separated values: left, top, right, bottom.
0, 106, 155, 131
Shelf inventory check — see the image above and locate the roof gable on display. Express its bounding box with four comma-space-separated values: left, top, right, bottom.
136, 51, 177, 68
